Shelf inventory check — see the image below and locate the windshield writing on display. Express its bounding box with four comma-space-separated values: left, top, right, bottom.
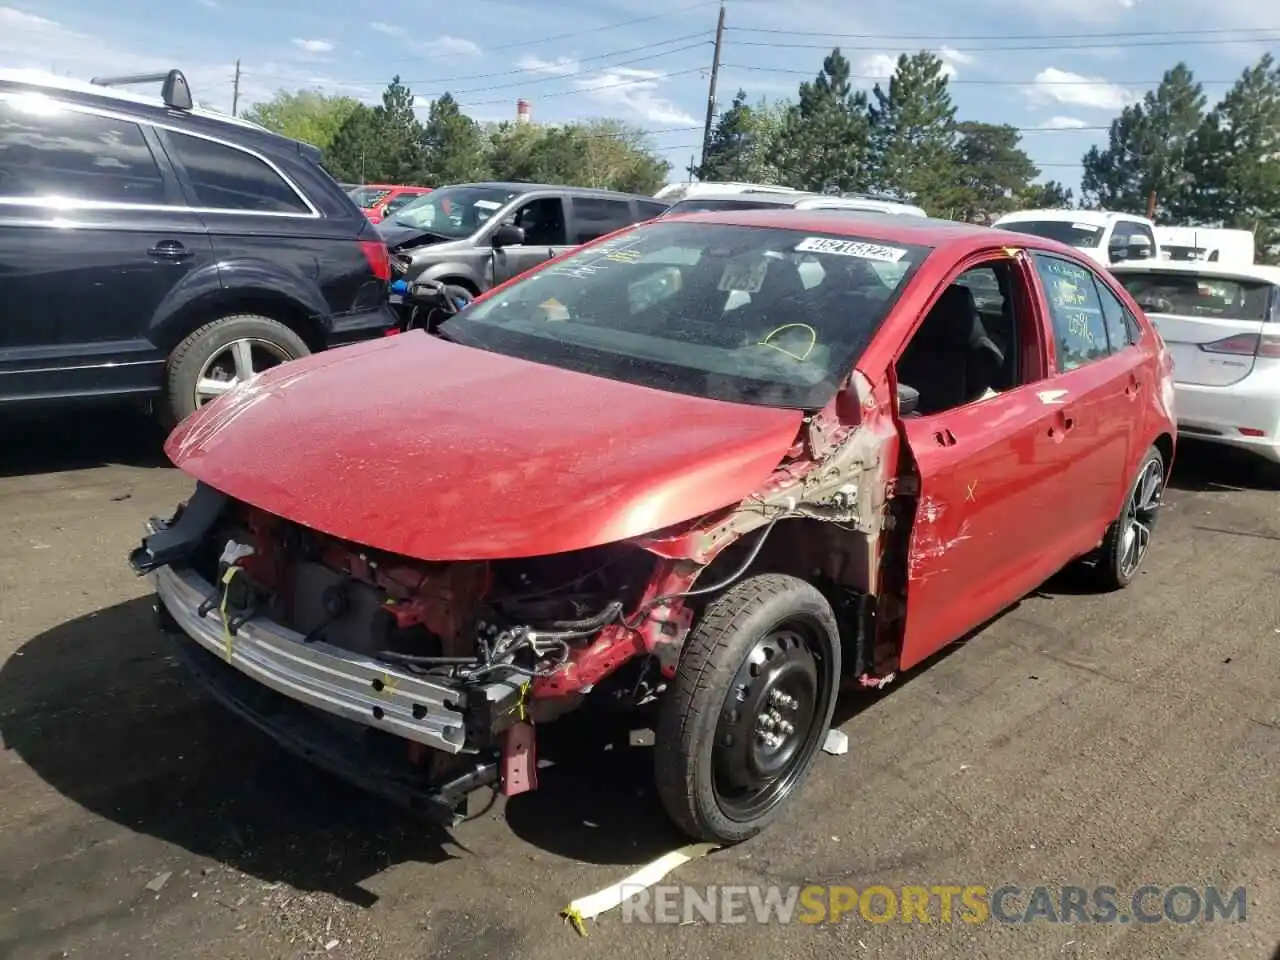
439, 220, 931, 408
393, 185, 520, 237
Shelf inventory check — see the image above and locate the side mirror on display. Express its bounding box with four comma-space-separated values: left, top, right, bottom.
897, 383, 920, 417
492, 223, 525, 248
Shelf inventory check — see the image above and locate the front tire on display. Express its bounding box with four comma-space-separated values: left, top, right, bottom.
162, 314, 310, 428
1091, 444, 1165, 591
654, 574, 841, 845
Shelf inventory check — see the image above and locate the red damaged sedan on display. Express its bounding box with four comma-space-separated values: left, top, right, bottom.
129, 210, 1176, 844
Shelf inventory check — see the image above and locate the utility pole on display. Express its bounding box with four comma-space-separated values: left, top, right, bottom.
699, 3, 726, 175
231, 59, 241, 117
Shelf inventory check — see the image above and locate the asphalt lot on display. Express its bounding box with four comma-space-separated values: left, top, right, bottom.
1, 408, 1278, 960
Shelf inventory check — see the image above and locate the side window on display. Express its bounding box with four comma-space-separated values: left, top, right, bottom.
570, 196, 634, 243
637, 200, 669, 220
1031, 253, 1112, 371
382, 193, 419, 216
1094, 277, 1141, 349
511, 197, 566, 246
0, 99, 167, 205
165, 131, 309, 214
894, 259, 1031, 416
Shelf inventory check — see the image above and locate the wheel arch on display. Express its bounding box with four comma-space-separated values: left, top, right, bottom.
152, 290, 324, 354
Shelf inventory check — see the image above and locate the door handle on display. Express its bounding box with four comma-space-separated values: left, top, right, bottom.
933, 428, 957, 447
1125, 373, 1143, 397
1047, 409, 1075, 440
148, 240, 193, 260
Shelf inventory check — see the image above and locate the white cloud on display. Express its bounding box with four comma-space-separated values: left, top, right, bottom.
576, 68, 697, 126
1039, 116, 1089, 129
1027, 67, 1135, 112
430, 35, 481, 57
0, 8, 369, 116
516, 54, 579, 77
292, 38, 334, 54
197, 0, 217, 7
370, 21, 398, 35
857, 48, 966, 85
937, 45, 974, 66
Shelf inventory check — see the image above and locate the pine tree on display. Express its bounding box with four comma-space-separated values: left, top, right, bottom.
953, 121, 1039, 222
1183, 54, 1280, 254
771, 48, 870, 192
421, 92, 488, 185
1080, 63, 1205, 219
375, 76, 430, 184
865, 52, 961, 215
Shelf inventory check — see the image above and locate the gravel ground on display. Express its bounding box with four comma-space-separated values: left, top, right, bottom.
1, 409, 1277, 960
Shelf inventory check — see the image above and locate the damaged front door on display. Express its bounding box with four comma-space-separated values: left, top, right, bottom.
892, 253, 1064, 671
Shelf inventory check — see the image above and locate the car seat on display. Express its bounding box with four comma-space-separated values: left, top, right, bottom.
896, 284, 1005, 415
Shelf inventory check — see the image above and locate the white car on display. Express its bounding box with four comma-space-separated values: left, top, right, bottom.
994, 209, 1160, 266
1111, 260, 1280, 463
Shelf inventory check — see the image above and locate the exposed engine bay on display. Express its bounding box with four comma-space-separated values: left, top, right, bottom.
130, 370, 909, 826
199, 499, 668, 717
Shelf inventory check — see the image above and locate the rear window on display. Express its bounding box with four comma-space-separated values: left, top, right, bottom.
1114, 271, 1274, 322
999, 220, 1105, 248
349, 186, 392, 207
667, 198, 792, 214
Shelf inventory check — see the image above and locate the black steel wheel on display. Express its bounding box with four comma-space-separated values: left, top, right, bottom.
654, 573, 841, 844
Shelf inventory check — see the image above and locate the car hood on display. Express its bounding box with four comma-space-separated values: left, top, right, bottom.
378, 222, 466, 251
165, 333, 805, 561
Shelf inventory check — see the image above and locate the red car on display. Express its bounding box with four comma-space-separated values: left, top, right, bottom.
349, 183, 432, 224
130, 210, 1176, 844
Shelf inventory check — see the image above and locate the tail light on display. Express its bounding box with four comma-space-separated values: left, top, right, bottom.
359, 239, 391, 282
1198, 333, 1280, 358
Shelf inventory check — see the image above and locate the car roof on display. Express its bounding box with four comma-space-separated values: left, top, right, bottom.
0, 68, 326, 164
995, 208, 1152, 226
0, 68, 271, 135
663, 207, 1065, 252
448, 180, 667, 202
1109, 259, 1280, 286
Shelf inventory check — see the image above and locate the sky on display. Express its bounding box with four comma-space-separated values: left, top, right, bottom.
2, 0, 1278, 194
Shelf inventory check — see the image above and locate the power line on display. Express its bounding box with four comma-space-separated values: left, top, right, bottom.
454, 66, 709, 108
484, 0, 722, 51
723, 24, 1280, 41
725, 34, 1280, 53
245, 32, 712, 89
721, 63, 1243, 86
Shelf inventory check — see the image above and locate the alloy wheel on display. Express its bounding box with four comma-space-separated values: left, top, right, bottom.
1118, 458, 1163, 579
194, 338, 294, 408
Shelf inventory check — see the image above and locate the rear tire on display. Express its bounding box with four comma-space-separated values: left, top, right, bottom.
654, 574, 841, 845
161, 314, 310, 429
1090, 444, 1165, 591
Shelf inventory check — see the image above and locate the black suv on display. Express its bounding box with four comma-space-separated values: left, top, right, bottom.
379, 181, 669, 306
0, 69, 398, 425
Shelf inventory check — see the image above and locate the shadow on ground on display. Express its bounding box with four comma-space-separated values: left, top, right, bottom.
1166, 438, 1280, 493
0, 597, 704, 905
0, 407, 169, 478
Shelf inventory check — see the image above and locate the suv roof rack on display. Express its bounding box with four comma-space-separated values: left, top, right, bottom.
90, 69, 192, 111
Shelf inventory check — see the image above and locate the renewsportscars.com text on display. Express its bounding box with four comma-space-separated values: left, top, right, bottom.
619, 884, 1248, 925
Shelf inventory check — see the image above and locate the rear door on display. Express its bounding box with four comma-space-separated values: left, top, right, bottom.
0, 94, 214, 401
568, 195, 640, 245
1112, 267, 1273, 388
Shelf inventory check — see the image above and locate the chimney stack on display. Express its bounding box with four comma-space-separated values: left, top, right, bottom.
516, 98, 530, 124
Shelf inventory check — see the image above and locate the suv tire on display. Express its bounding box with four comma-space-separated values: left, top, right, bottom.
162, 314, 310, 428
